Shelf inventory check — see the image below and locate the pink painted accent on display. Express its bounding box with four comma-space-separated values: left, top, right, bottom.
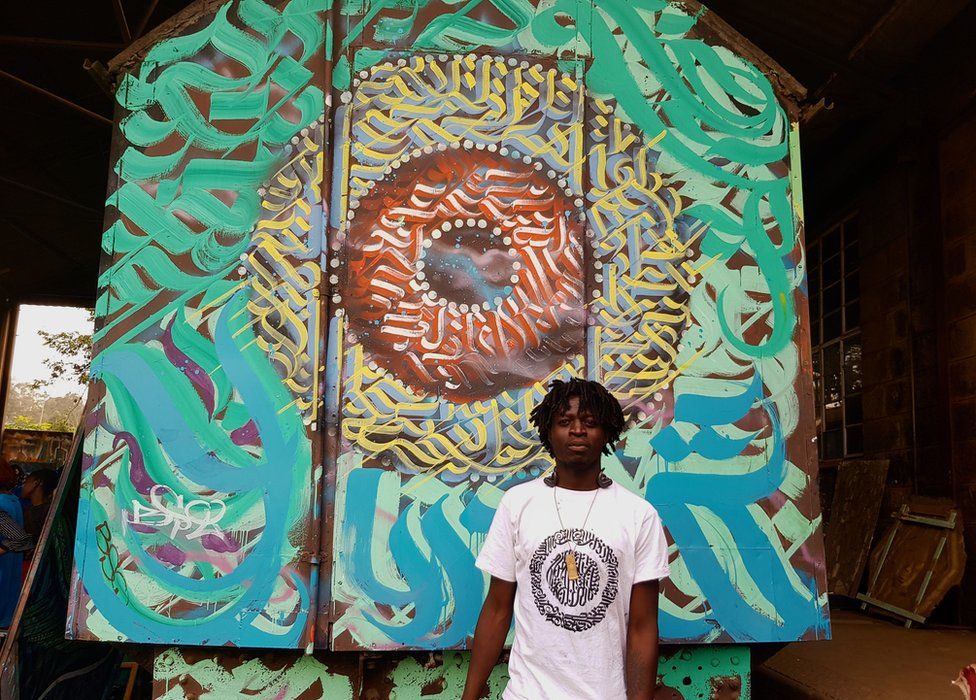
183, 552, 238, 575
269, 577, 299, 604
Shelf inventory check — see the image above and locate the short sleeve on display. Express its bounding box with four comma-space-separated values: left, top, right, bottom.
634, 505, 670, 583
475, 495, 516, 582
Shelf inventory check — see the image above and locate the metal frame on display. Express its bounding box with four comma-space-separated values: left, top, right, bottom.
809, 212, 862, 461
857, 504, 958, 628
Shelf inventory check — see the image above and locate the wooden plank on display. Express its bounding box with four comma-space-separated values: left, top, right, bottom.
824, 460, 889, 597
855, 594, 926, 624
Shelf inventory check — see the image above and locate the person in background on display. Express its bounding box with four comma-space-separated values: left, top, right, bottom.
0, 457, 34, 627
11, 462, 28, 505
22, 468, 58, 544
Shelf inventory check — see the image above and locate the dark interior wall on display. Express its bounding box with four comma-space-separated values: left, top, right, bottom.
939, 114, 976, 624
800, 0, 976, 623
858, 143, 949, 500
812, 119, 975, 623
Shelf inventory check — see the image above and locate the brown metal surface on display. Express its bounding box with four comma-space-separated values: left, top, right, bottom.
151, 645, 749, 699
825, 459, 890, 597
710, 675, 743, 700
153, 647, 361, 699
861, 497, 967, 621
106, 0, 232, 77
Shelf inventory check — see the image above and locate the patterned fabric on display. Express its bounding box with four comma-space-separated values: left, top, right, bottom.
0, 507, 32, 553
0, 494, 28, 627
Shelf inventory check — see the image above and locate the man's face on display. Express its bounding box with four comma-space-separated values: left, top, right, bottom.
21, 477, 36, 499
548, 396, 607, 470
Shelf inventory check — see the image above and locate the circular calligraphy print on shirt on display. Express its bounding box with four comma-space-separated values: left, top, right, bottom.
530, 529, 619, 632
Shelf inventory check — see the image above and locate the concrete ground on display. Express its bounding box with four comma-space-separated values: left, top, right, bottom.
754, 610, 976, 699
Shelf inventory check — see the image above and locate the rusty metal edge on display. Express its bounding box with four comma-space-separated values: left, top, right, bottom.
675, 0, 808, 116
108, 1, 808, 107
107, 0, 228, 79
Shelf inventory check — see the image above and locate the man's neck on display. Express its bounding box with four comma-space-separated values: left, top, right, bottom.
553, 464, 601, 491
30, 494, 47, 507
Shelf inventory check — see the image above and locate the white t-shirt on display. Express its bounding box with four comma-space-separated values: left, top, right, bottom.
475, 477, 670, 700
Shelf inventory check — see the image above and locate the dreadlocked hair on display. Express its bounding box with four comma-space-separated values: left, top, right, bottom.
530, 377, 626, 458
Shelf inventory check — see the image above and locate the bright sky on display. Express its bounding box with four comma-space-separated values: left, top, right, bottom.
9, 305, 93, 397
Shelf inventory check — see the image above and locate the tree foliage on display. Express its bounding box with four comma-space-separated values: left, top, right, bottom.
3, 383, 84, 431
29, 309, 94, 391
2, 309, 92, 432
5, 414, 76, 432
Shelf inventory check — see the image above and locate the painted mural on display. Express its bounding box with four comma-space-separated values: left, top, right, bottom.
68, 0, 331, 647
70, 0, 828, 664
152, 646, 749, 699
1, 429, 72, 470
327, 0, 828, 648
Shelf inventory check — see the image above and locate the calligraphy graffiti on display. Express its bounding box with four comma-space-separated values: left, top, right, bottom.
68, 0, 330, 648
128, 485, 227, 540
70, 0, 828, 658
327, 0, 827, 651
95, 521, 130, 605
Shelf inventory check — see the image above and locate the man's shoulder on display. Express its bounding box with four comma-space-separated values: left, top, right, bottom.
608, 481, 659, 518
499, 476, 547, 507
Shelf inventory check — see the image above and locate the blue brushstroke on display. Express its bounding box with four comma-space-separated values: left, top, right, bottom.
77, 291, 308, 647
647, 375, 827, 641
343, 469, 483, 648
423, 248, 510, 308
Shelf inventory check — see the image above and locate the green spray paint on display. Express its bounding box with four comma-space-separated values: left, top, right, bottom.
388, 653, 510, 699
154, 648, 355, 699
151, 646, 747, 699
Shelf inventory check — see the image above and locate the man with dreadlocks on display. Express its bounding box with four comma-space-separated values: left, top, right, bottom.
462, 378, 669, 700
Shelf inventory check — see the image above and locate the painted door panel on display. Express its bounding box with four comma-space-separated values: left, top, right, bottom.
67, 0, 331, 647
328, 51, 589, 650
71, 0, 829, 650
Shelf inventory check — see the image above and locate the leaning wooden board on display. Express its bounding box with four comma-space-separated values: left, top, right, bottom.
825, 460, 889, 598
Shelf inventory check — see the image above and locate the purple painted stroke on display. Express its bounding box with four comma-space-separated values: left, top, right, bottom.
152, 543, 187, 567
113, 432, 155, 496
200, 533, 241, 553
160, 324, 217, 418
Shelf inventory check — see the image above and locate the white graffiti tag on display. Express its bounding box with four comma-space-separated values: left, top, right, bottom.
128, 485, 227, 540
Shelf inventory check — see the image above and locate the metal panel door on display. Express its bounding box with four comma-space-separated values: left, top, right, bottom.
68, 0, 331, 648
